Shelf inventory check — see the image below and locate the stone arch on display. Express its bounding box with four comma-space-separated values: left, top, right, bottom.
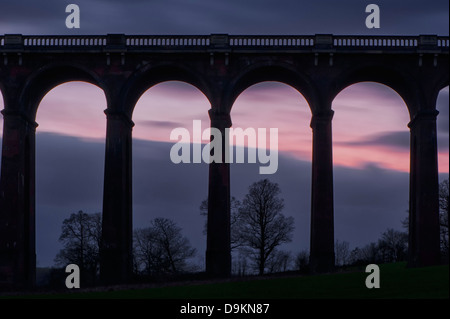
226, 63, 316, 114
101, 66, 213, 282
229, 81, 313, 270
34, 81, 107, 271
131, 81, 210, 272
435, 70, 450, 94
332, 81, 411, 170
330, 69, 444, 267
19, 63, 106, 121
120, 63, 213, 117
331, 64, 418, 118
332, 82, 412, 263
133, 80, 211, 139
230, 80, 312, 161
18, 66, 107, 278
431, 74, 450, 114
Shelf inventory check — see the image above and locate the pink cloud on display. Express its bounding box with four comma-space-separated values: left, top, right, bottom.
0, 81, 448, 174
133, 82, 210, 143
332, 83, 411, 172
36, 82, 107, 140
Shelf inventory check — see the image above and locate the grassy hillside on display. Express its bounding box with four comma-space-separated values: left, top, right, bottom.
5, 262, 448, 299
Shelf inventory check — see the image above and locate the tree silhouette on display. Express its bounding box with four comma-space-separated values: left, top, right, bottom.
133, 218, 196, 276
400, 178, 448, 260
265, 250, 292, 273
335, 239, 350, 266
439, 179, 449, 258
200, 196, 244, 250
295, 250, 309, 273
54, 210, 101, 285
133, 226, 161, 276
351, 242, 379, 264
239, 179, 294, 275
377, 228, 408, 262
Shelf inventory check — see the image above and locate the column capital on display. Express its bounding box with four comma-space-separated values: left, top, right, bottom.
104, 109, 135, 128
208, 109, 232, 129
310, 110, 334, 128
1, 109, 38, 129
407, 109, 439, 129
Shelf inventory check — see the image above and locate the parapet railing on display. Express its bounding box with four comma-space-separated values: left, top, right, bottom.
229, 35, 315, 46
126, 35, 210, 46
333, 35, 418, 47
333, 35, 449, 48
23, 35, 106, 46
0, 34, 448, 51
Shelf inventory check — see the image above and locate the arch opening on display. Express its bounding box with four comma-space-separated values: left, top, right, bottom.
131, 81, 211, 275
34, 81, 107, 285
437, 86, 449, 179
333, 65, 416, 118
229, 81, 312, 275
124, 65, 212, 117
437, 86, 449, 261
228, 65, 315, 113
20, 65, 104, 121
332, 81, 411, 266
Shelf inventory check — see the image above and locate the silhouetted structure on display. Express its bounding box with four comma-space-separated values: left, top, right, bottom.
0, 34, 448, 288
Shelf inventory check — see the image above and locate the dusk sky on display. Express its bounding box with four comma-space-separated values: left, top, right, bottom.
0, 0, 448, 268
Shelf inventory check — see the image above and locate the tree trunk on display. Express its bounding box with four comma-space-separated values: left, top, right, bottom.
259, 248, 265, 275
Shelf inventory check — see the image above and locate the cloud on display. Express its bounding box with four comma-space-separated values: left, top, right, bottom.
136, 120, 185, 128
336, 129, 449, 155
332, 162, 410, 244
25, 131, 428, 266
336, 131, 410, 150
1, 0, 448, 268
2, 131, 446, 266
35, 132, 105, 207
0, 0, 448, 35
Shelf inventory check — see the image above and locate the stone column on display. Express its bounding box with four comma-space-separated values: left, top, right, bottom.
100, 109, 134, 284
408, 109, 440, 267
206, 109, 232, 277
0, 110, 37, 288
309, 110, 335, 273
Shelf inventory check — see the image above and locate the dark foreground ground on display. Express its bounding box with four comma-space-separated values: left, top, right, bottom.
2, 262, 448, 299
1, 263, 447, 318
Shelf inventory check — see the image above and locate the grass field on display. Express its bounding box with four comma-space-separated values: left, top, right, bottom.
5, 262, 448, 299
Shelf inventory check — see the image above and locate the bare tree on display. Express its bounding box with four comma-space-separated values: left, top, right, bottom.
377, 228, 408, 262
133, 218, 196, 276
133, 227, 161, 276
349, 247, 362, 265
335, 240, 350, 266
295, 250, 309, 273
439, 179, 449, 259
356, 242, 379, 264
266, 250, 292, 273
400, 179, 448, 260
239, 179, 294, 275
54, 210, 102, 285
232, 249, 249, 276
200, 196, 244, 250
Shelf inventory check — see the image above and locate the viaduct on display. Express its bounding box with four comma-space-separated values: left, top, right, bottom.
0, 34, 448, 288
